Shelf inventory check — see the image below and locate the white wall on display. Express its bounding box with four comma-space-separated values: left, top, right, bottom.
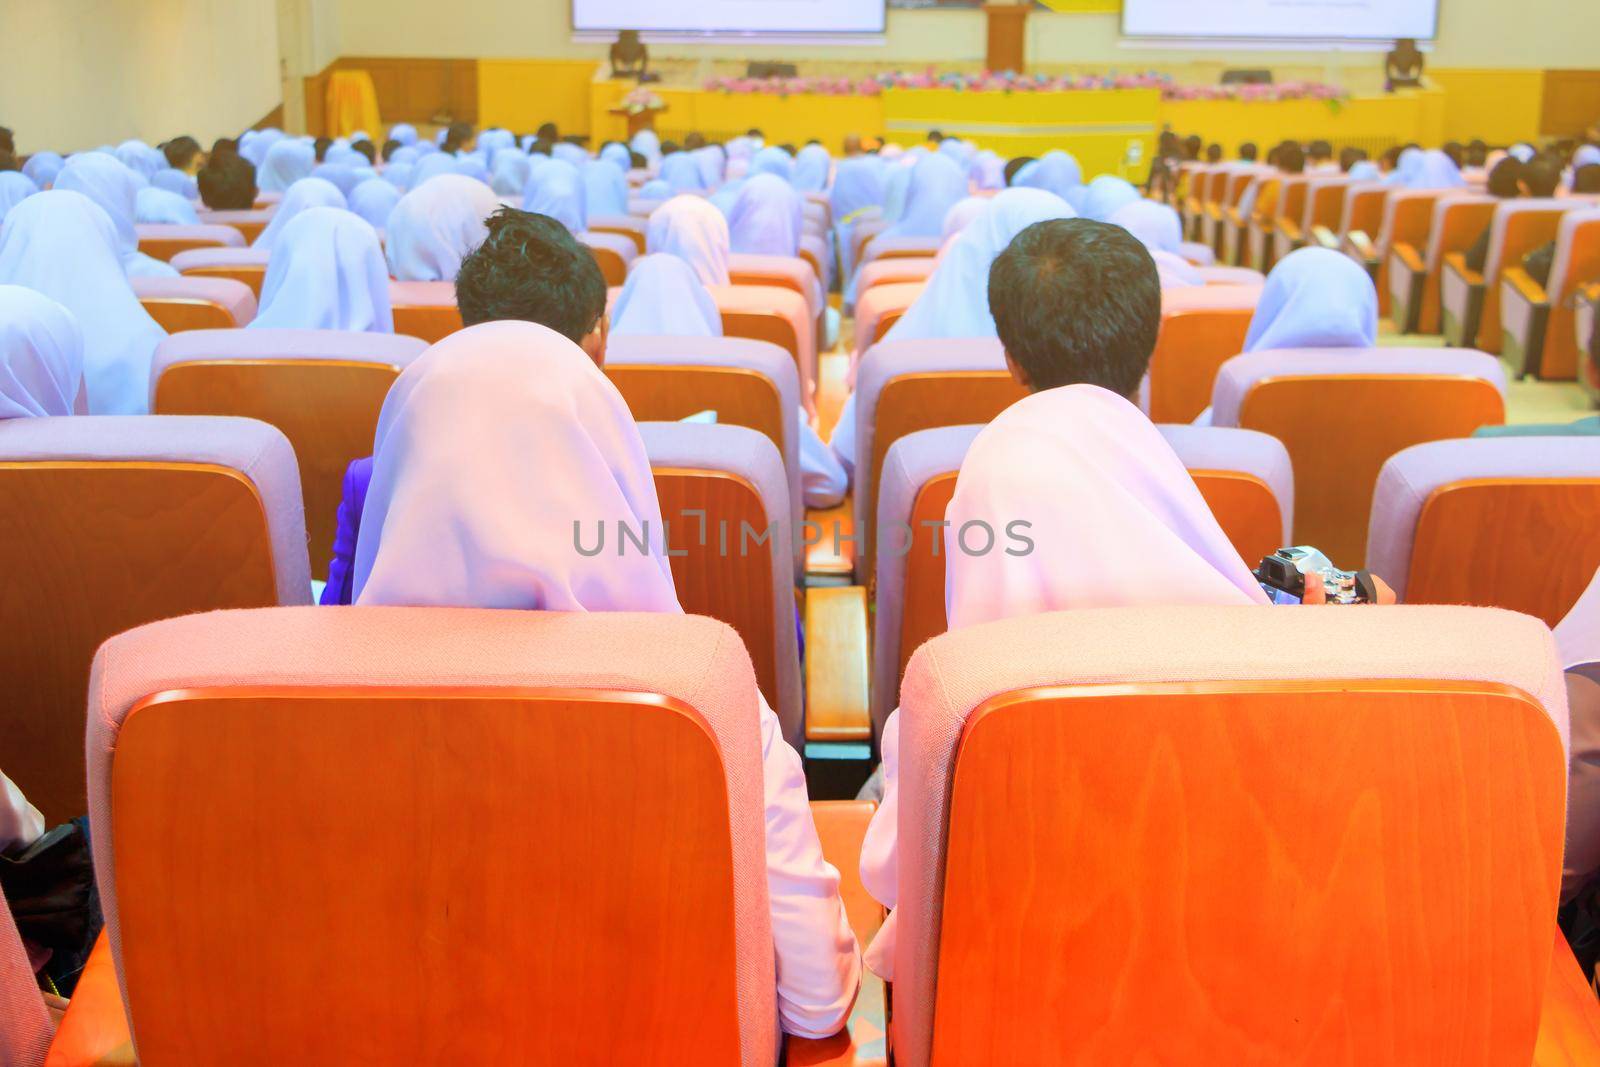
0, 0, 282, 155
329, 0, 1600, 71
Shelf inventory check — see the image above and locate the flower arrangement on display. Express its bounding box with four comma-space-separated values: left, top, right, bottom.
621, 88, 666, 114
703, 68, 1348, 103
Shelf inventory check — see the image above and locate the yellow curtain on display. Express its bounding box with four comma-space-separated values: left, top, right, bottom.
326, 70, 382, 139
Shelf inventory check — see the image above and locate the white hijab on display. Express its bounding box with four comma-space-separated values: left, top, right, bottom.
612, 254, 723, 337
0, 191, 165, 414
386, 174, 499, 282
250, 207, 393, 334
646, 195, 731, 287
53, 152, 178, 277
0, 285, 85, 418
353, 321, 680, 613
252, 177, 349, 251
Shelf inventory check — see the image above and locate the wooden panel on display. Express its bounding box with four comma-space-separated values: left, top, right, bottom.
137, 236, 233, 262
1422, 199, 1495, 335
1190, 470, 1284, 568
1535, 931, 1600, 1064
111, 688, 740, 1065
866, 372, 1028, 583
805, 586, 870, 744
1430, 69, 1546, 145
1239, 375, 1506, 568
721, 308, 800, 368
478, 59, 600, 139
1538, 218, 1600, 381
138, 298, 241, 334
178, 264, 267, 299
305, 57, 479, 138
607, 365, 785, 456
932, 681, 1566, 1065
393, 303, 463, 345
653, 469, 779, 709
1541, 71, 1600, 138
1149, 309, 1254, 424
43, 933, 134, 1067
984, 4, 1029, 74
155, 360, 402, 579
0, 464, 278, 823
810, 800, 883, 949
1406, 479, 1600, 627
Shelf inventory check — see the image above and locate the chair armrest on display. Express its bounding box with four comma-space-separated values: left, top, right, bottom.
45, 933, 135, 1067
1442, 252, 1483, 288
1344, 231, 1376, 262
806, 500, 855, 578
1501, 266, 1549, 309
805, 587, 870, 743
1277, 220, 1301, 243
1391, 242, 1425, 275
1533, 927, 1600, 1062
784, 1029, 886, 1067
1311, 226, 1338, 249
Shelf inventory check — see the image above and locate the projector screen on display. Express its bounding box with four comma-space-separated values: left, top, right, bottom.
1122, 0, 1439, 41
573, 0, 886, 35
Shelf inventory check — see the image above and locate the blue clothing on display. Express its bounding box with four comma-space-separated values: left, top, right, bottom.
321, 456, 373, 606
1475, 417, 1600, 438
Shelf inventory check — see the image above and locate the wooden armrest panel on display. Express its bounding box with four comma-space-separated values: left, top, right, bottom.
1345, 231, 1376, 261
1533, 929, 1600, 1064
804, 586, 870, 743
45, 933, 134, 1067
1502, 266, 1549, 308
1442, 252, 1483, 287
1391, 243, 1426, 274
1311, 226, 1338, 249
805, 499, 855, 577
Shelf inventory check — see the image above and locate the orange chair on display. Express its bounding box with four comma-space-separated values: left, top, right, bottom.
1386, 193, 1490, 335
1582, 285, 1600, 402
1442, 199, 1571, 351
1147, 285, 1260, 424
882, 604, 1598, 1066
47, 608, 859, 1066
586, 241, 630, 286
852, 282, 922, 362
150, 328, 429, 579
869, 423, 1294, 743
1203, 168, 1260, 255
0, 416, 310, 823
1332, 183, 1390, 258
1276, 175, 1350, 262
389, 280, 462, 344
710, 284, 816, 405
196, 208, 276, 246
586, 214, 647, 254
134, 223, 244, 262
170, 247, 271, 299
1501, 208, 1600, 378
853, 255, 936, 302
849, 338, 1027, 584
1243, 174, 1309, 272
130, 275, 257, 332
1367, 437, 1600, 626
1213, 347, 1507, 566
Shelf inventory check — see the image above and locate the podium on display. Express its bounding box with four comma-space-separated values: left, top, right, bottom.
609, 104, 668, 139
984, 4, 1030, 74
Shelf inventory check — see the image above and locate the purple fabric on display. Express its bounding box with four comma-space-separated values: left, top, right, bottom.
348, 178, 401, 230
251, 207, 392, 333
0, 172, 38, 222
134, 187, 198, 225
152, 168, 199, 199
311, 163, 361, 195
54, 152, 178, 277
252, 177, 348, 251
659, 153, 703, 194
21, 151, 63, 189
1245, 247, 1378, 352
882, 154, 966, 240
728, 174, 804, 257
321, 455, 374, 605
793, 145, 831, 192
583, 160, 630, 218
257, 138, 315, 193
523, 159, 586, 233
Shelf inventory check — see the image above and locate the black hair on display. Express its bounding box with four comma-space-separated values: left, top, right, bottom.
530, 140, 553, 156
629, 150, 647, 170
1441, 142, 1464, 168
660, 140, 681, 155
1523, 158, 1561, 198
1003, 156, 1036, 187
210, 137, 239, 161
778, 143, 797, 156
536, 122, 559, 142
0, 151, 18, 173
988, 218, 1161, 397
746, 128, 764, 138
1238, 142, 1258, 162
1574, 165, 1600, 195
1487, 157, 1523, 198
1381, 145, 1403, 169
313, 136, 332, 162
0, 127, 13, 155
1205, 143, 1223, 162
1339, 146, 1368, 172
443, 122, 475, 154
684, 131, 706, 150
1278, 143, 1307, 174
196, 153, 258, 210
1308, 139, 1333, 160
928, 129, 945, 143
351, 139, 376, 164
163, 135, 202, 170
455, 208, 607, 343
381, 139, 402, 162
806, 138, 821, 147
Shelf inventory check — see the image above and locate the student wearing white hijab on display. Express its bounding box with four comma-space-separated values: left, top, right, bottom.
1110, 200, 1204, 288
582, 159, 630, 218
22, 150, 63, 189
249, 207, 392, 334
0, 284, 85, 418
523, 158, 587, 234
1408, 149, 1466, 190
114, 140, 164, 181
347, 178, 401, 231
0, 191, 166, 414
1013, 149, 1085, 208
386, 174, 499, 282
388, 123, 419, 147
694, 146, 726, 190
630, 129, 662, 168
256, 138, 316, 193
969, 149, 1006, 191
878, 153, 966, 241
134, 186, 199, 225
646, 195, 732, 287
940, 197, 988, 244
490, 150, 533, 198
351, 322, 861, 1038
728, 173, 805, 257
251, 176, 349, 251
0, 171, 38, 222
659, 152, 703, 194
751, 147, 795, 183
793, 144, 832, 192
1243, 247, 1379, 353
858, 217, 1393, 979
53, 152, 178, 277
599, 142, 633, 172
1079, 174, 1142, 222
828, 188, 1077, 475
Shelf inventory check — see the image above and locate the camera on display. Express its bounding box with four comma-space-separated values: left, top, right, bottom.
1255, 546, 1377, 606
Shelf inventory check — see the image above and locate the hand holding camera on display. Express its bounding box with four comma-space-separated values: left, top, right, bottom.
1255, 546, 1395, 606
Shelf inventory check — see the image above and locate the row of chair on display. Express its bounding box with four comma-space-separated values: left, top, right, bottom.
30, 603, 1600, 1065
